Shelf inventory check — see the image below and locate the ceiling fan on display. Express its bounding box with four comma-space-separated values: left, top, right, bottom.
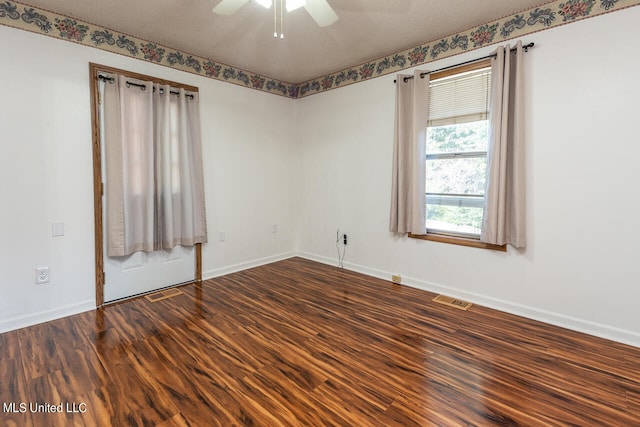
213, 0, 338, 27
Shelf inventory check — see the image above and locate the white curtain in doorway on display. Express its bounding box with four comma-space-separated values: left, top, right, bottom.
153, 84, 207, 250
102, 75, 207, 257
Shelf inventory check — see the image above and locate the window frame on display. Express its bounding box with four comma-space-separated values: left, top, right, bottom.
410, 59, 506, 252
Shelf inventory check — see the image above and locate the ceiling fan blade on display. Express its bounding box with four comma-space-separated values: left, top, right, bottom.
304, 0, 338, 27
212, 0, 250, 15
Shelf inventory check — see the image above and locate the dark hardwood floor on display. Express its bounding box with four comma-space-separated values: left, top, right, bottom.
1, 257, 639, 426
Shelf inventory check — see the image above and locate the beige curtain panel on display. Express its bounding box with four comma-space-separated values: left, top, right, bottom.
153, 84, 208, 250
389, 70, 429, 235
103, 75, 155, 257
481, 41, 526, 248
103, 75, 207, 257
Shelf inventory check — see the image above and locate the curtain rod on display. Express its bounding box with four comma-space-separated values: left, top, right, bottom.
394, 42, 534, 84
98, 74, 195, 99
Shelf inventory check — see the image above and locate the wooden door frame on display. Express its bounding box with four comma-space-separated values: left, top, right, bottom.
89, 63, 202, 307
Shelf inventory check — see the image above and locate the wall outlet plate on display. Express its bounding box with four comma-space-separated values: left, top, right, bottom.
36, 267, 50, 284
391, 274, 401, 284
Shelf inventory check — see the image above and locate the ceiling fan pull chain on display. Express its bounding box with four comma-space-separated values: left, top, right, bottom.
273, 0, 284, 39
273, 0, 277, 37
280, 0, 285, 39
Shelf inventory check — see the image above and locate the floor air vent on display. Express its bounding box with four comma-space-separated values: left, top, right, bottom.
432, 294, 472, 311
144, 288, 184, 303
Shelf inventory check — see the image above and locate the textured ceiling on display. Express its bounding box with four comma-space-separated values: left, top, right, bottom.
18, 0, 549, 83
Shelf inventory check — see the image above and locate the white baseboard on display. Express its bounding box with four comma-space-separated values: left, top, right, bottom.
202, 251, 296, 280
0, 253, 297, 334
0, 300, 95, 334
297, 251, 640, 349
0, 253, 295, 334
4, 252, 639, 349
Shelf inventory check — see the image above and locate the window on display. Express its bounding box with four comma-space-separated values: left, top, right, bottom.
396, 43, 526, 250
426, 61, 490, 238
413, 60, 505, 251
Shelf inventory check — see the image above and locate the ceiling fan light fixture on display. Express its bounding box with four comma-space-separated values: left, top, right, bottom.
213, 0, 338, 31
285, 0, 306, 12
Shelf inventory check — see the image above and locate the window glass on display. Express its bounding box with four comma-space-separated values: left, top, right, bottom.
425, 65, 490, 237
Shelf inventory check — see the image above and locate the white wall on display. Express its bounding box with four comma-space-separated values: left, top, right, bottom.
295, 7, 640, 347
2, 6, 640, 347
0, 25, 296, 332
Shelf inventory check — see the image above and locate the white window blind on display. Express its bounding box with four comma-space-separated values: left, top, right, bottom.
428, 67, 491, 127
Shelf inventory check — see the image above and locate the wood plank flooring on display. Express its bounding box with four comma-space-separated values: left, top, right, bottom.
1, 257, 640, 426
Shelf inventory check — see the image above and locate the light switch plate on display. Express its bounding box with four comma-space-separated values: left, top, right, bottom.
52, 222, 64, 237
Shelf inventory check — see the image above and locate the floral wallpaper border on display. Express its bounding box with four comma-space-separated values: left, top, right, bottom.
296, 0, 640, 98
1, 0, 639, 98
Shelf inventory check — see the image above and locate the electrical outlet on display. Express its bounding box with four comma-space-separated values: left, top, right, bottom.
36, 267, 50, 284
392, 274, 401, 284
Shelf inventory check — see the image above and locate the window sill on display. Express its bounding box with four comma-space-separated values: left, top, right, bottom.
409, 232, 506, 252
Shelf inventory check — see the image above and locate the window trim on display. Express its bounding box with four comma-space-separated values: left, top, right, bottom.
409, 232, 506, 252
419, 59, 505, 251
